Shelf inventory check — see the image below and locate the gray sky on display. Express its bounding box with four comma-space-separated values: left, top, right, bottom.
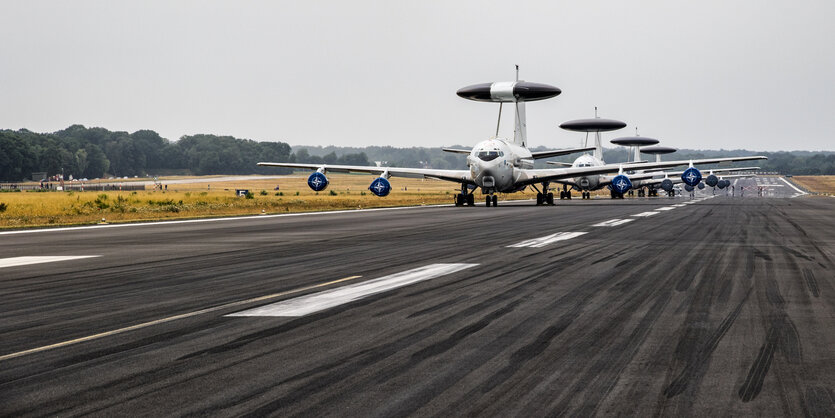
2, 0, 833, 151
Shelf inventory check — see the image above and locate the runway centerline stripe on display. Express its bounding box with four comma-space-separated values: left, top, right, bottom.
0, 274, 364, 362
227, 263, 478, 317
656, 206, 676, 211
592, 219, 634, 227
506, 232, 587, 248
0, 256, 100, 269
632, 211, 660, 217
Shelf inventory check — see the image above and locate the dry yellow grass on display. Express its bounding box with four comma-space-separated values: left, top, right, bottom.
790, 176, 835, 194
0, 174, 541, 229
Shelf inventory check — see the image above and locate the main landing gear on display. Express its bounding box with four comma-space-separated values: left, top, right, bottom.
534, 181, 555, 206
454, 185, 475, 206
580, 191, 591, 199
610, 189, 625, 199
559, 184, 572, 200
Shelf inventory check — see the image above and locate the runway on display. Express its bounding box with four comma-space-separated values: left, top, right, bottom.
1, 178, 833, 416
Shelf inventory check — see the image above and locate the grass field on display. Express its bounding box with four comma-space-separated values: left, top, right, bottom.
0, 174, 552, 229
791, 176, 835, 194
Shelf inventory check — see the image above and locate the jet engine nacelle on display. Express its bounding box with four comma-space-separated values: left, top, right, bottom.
705, 174, 719, 187
717, 179, 729, 189
307, 172, 329, 192
611, 174, 633, 194
368, 177, 392, 197
660, 178, 674, 192
685, 184, 695, 192
681, 167, 702, 187
697, 182, 706, 190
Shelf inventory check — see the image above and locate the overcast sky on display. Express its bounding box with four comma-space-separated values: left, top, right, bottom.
2, 0, 833, 151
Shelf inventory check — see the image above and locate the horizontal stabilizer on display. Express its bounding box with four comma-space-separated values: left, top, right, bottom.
546, 161, 573, 167
442, 148, 472, 155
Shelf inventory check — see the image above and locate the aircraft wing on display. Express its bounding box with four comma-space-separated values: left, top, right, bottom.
514, 155, 767, 186
530, 147, 596, 160
257, 162, 475, 185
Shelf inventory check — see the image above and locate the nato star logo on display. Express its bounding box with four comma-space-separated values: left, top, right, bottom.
616, 179, 627, 191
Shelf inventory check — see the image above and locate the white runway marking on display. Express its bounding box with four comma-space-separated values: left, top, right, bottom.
0, 204, 458, 236
229, 263, 477, 317
592, 219, 635, 227
656, 206, 676, 211
0, 256, 100, 269
673, 204, 687, 207
506, 232, 587, 248
632, 211, 660, 217
779, 177, 808, 198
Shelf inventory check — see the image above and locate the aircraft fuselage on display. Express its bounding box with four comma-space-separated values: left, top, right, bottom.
466, 138, 532, 193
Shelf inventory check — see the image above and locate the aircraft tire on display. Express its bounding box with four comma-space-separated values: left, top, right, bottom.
492, 195, 498, 206
467, 194, 474, 206
546, 193, 554, 205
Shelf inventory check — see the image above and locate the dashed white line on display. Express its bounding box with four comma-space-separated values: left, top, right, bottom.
506, 232, 588, 248
0, 256, 100, 269
632, 211, 660, 217
228, 263, 478, 317
592, 219, 635, 227
656, 206, 676, 211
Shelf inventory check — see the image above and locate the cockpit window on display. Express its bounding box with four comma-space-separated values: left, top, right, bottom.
477, 150, 503, 161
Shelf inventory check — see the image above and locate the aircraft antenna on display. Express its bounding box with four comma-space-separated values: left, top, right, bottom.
515, 65, 519, 81
595, 106, 598, 118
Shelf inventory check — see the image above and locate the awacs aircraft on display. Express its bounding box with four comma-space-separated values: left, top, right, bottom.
258, 74, 768, 206
547, 115, 767, 199
631, 166, 760, 196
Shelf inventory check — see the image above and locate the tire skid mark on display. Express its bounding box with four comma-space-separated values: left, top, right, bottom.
234, 269, 550, 415
378, 299, 522, 382
663, 290, 750, 398
299, 264, 571, 417
738, 327, 777, 402
448, 241, 670, 416
802, 269, 820, 298
801, 385, 835, 417
519, 243, 679, 416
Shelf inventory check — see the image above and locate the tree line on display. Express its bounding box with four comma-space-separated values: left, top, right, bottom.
0, 125, 368, 181
1, 125, 832, 182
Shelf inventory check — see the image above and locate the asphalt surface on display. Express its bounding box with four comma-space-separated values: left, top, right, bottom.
1, 178, 833, 416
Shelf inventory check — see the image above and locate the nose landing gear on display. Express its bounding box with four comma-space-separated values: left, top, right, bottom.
485, 194, 498, 207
